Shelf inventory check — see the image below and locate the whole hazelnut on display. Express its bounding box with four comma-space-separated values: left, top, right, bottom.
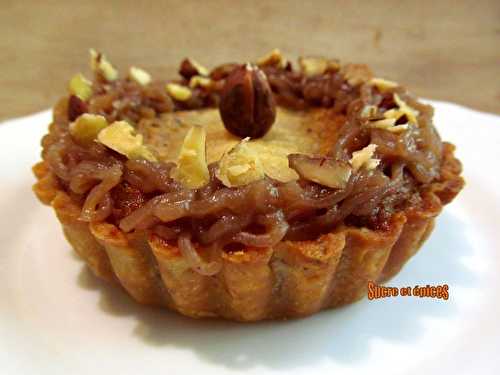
219, 64, 276, 139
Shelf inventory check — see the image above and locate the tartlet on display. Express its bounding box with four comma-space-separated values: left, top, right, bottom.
33, 49, 464, 321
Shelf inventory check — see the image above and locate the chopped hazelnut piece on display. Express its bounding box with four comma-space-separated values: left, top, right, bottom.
340, 64, 373, 86
388, 124, 409, 133
364, 158, 380, 170
288, 154, 352, 189
216, 138, 265, 187
394, 94, 419, 124
129, 66, 152, 86
68, 73, 92, 101
166, 83, 192, 101
360, 105, 378, 119
97, 121, 157, 161
383, 108, 405, 120
189, 59, 209, 76
171, 126, 209, 189
257, 48, 288, 69
370, 118, 396, 127
69, 114, 108, 145
369, 77, 398, 92
368, 118, 409, 133
89, 49, 118, 81
350, 144, 380, 171
189, 75, 213, 89
298, 57, 340, 77
179, 58, 209, 79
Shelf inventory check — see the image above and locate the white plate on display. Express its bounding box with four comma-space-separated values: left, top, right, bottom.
1, 101, 499, 375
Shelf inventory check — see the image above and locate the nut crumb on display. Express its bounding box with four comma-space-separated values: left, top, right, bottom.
360, 105, 379, 119
189, 75, 213, 89
368, 118, 409, 133
171, 126, 210, 189
383, 108, 405, 120
69, 114, 108, 145
288, 154, 352, 189
97, 121, 156, 161
166, 83, 192, 101
216, 138, 265, 187
129, 66, 152, 86
298, 57, 340, 77
350, 144, 380, 171
257, 49, 288, 69
89, 49, 118, 81
340, 64, 373, 86
394, 94, 419, 124
68, 73, 92, 101
369, 77, 398, 92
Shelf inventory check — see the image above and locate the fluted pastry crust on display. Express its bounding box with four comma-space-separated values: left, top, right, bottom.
32, 142, 463, 321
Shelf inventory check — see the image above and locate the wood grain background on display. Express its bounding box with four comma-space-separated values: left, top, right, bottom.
1, 0, 499, 121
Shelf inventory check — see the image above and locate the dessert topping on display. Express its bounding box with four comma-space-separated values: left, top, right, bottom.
69, 114, 108, 145
257, 48, 288, 69
369, 77, 399, 92
129, 66, 152, 86
288, 154, 352, 189
368, 118, 409, 133
350, 144, 380, 171
89, 49, 118, 81
179, 58, 209, 79
189, 75, 213, 89
216, 138, 265, 187
68, 73, 92, 101
298, 57, 340, 77
340, 63, 373, 86
219, 64, 276, 139
360, 105, 378, 119
166, 83, 192, 101
97, 121, 157, 161
383, 108, 405, 121
394, 94, 419, 124
171, 126, 210, 189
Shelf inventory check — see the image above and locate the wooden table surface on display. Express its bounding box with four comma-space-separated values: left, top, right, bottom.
1, 0, 499, 121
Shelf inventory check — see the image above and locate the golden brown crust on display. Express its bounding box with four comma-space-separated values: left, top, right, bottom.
327, 214, 406, 307
32, 143, 464, 321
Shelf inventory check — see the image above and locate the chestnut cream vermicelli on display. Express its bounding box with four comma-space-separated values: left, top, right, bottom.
41, 56, 444, 276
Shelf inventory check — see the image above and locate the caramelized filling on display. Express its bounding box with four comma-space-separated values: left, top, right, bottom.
41, 56, 443, 269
